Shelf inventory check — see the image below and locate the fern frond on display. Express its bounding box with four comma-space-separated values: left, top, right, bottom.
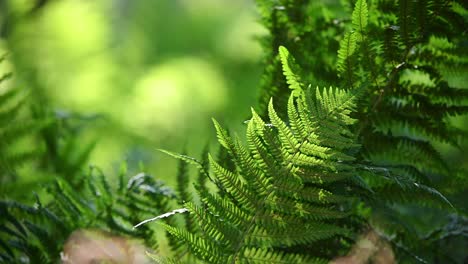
364, 132, 449, 176
159, 47, 362, 261
337, 32, 357, 88
352, 0, 369, 38
278, 46, 304, 96
398, 0, 417, 50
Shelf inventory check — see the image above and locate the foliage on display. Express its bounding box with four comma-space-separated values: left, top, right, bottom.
157, 83, 364, 263
0, 0, 467, 264
154, 0, 468, 263
0, 54, 99, 198
0, 55, 48, 196
0, 55, 177, 263
255, 0, 347, 117
0, 166, 175, 263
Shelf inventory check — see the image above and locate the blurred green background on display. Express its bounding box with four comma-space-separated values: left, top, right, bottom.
0, 0, 266, 186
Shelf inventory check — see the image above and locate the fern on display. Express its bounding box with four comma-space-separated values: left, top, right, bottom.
154, 1, 468, 263
152, 47, 370, 263
0, 167, 176, 263
278, 46, 303, 95
341, 0, 468, 262
351, 0, 368, 38
0, 53, 100, 197
1, 1, 467, 263
0, 57, 51, 197
255, 1, 347, 117
337, 32, 357, 88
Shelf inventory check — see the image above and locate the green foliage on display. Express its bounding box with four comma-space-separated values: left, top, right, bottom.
255, 0, 348, 117
341, 3, 468, 261
159, 82, 362, 263
155, 0, 468, 263
0, 167, 175, 263
1, 0, 467, 264
0, 88, 46, 180
0, 54, 99, 197
278, 46, 303, 95
0, 58, 42, 192
0, 54, 177, 263
157, 40, 465, 263
337, 32, 357, 88
351, 0, 368, 37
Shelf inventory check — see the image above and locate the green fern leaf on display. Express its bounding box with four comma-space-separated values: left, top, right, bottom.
337, 32, 357, 87
352, 0, 369, 38
278, 46, 304, 96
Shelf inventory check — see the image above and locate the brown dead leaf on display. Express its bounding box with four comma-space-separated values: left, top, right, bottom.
61, 229, 152, 264
330, 229, 395, 264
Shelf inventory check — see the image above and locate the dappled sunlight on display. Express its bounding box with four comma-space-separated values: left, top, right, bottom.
39, 1, 109, 58
128, 57, 228, 135
4, 0, 261, 174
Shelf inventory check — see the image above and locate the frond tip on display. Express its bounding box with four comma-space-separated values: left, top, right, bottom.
278, 46, 304, 96
352, 0, 369, 37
